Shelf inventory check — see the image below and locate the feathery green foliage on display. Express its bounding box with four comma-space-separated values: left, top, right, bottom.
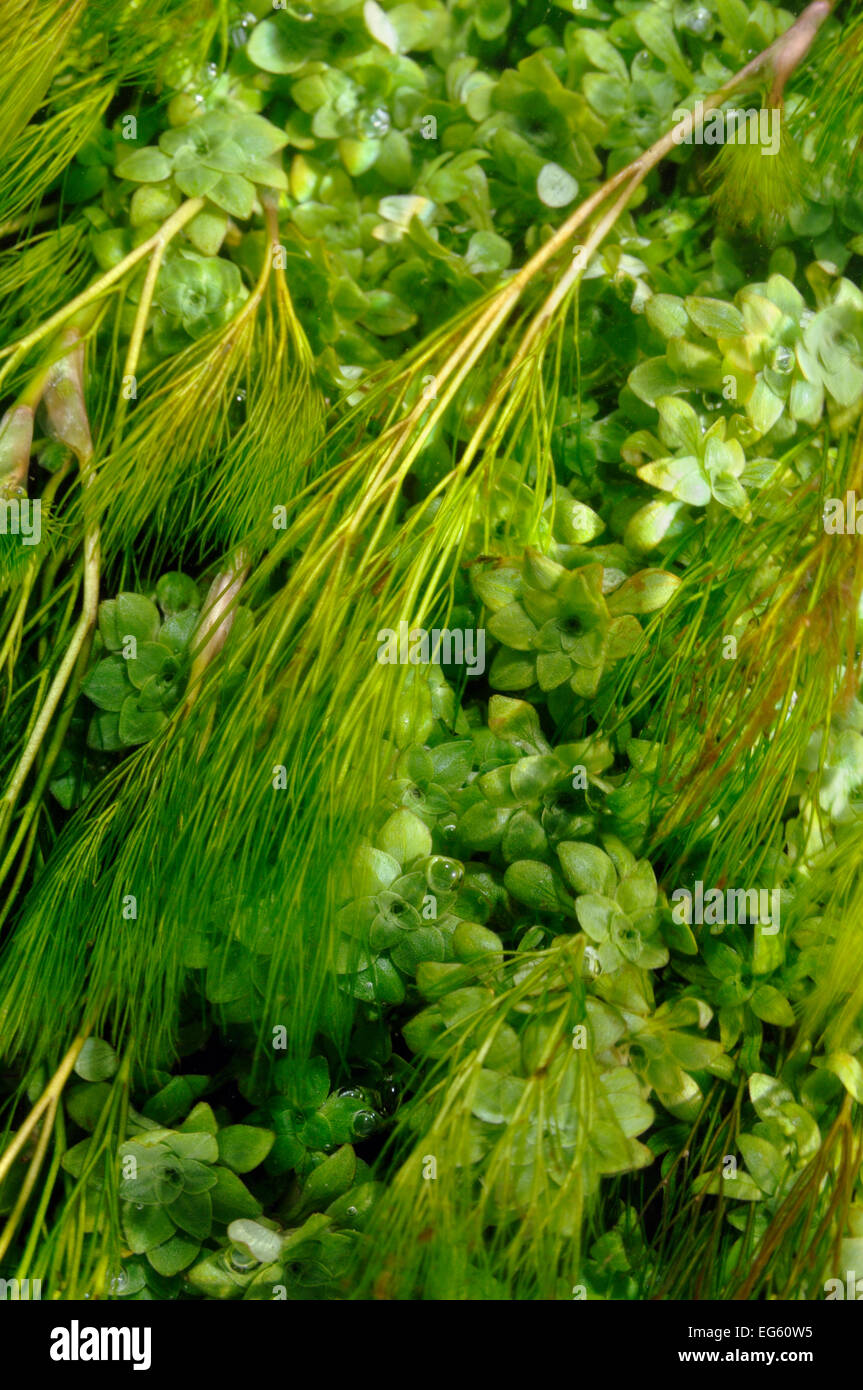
0, 0, 862, 1308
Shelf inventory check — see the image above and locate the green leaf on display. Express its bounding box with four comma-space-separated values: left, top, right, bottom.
276, 1055, 330, 1108
474, 0, 510, 40
146, 1232, 200, 1276
156, 571, 200, 614
142, 1075, 209, 1127
633, 8, 690, 82
116, 593, 161, 644
488, 602, 537, 650
82, 657, 130, 712
504, 860, 566, 913
247, 17, 309, 73
750, 985, 795, 1027
364, 0, 399, 50
208, 173, 256, 220
217, 1126, 275, 1174
557, 841, 616, 897
464, 231, 511, 274
160, 610, 199, 655
164, 1130, 219, 1165
185, 209, 228, 256
638, 455, 710, 507
209, 1168, 262, 1223
300, 1144, 357, 1210
378, 809, 433, 864
123, 1201, 176, 1255
537, 163, 578, 208
628, 357, 683, 406
168, 1189, 213, 1241
115, 147, 173, 183
695, 1170, 764, 1201
685, 296, 745, 338
738, 1134, 785, 1196
575, 893, 620, 942
125, 641, 178, 694
606, 569, 680, 615
97, 599, 122, 650
66, 1082, 112, 1132
352, 844, 401, 896
815, 1052, 863, 1104
655, 395, 701, 453
749, 1073, 796, 1122
646, 294, 688, 340
87, 711, 124, 752
179, 1103, 218, 1136
73, 1038, 118, 1082
118, 695, 169, 745
471, 1069, 525, 1123
173, 164, 219, 198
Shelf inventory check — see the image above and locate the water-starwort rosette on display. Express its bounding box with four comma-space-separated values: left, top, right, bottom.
0, 0, 862, 1309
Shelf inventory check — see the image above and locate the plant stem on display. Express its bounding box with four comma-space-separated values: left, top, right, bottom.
0, 1031, 89, 1189
184, 550, 250, 715
0, 1094, 58, 1265
0, 198, 204, 390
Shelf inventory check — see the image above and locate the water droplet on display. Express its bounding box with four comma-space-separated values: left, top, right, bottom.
368, 105, 390, 137
234, 388, 247, 404
352, 1109, 379, 1137
345, 1205, 358, 1217
700, 392, 722, 411
205, 62, 219, 80
110, 1269, 130, 1294
682, 6, 711, 34
228, 1244, 258, 1272
424, 855, 464, 893
438, 817, 459, 843
135, 1203, 145, 1211
771, 345, 794, 373
633, 49, 651, 68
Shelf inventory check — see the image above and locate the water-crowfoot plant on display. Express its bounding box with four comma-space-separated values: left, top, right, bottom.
1, 0, 863, 1311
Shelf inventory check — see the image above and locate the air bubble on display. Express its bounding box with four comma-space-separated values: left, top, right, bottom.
424, 855, 464, 893
683, 6, 711, 34
228, 1245, 258, 1272
367, 106, 391, 137
771, 345, 794, 373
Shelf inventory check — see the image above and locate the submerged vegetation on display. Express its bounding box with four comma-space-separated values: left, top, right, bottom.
1, 0, 863, 1302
